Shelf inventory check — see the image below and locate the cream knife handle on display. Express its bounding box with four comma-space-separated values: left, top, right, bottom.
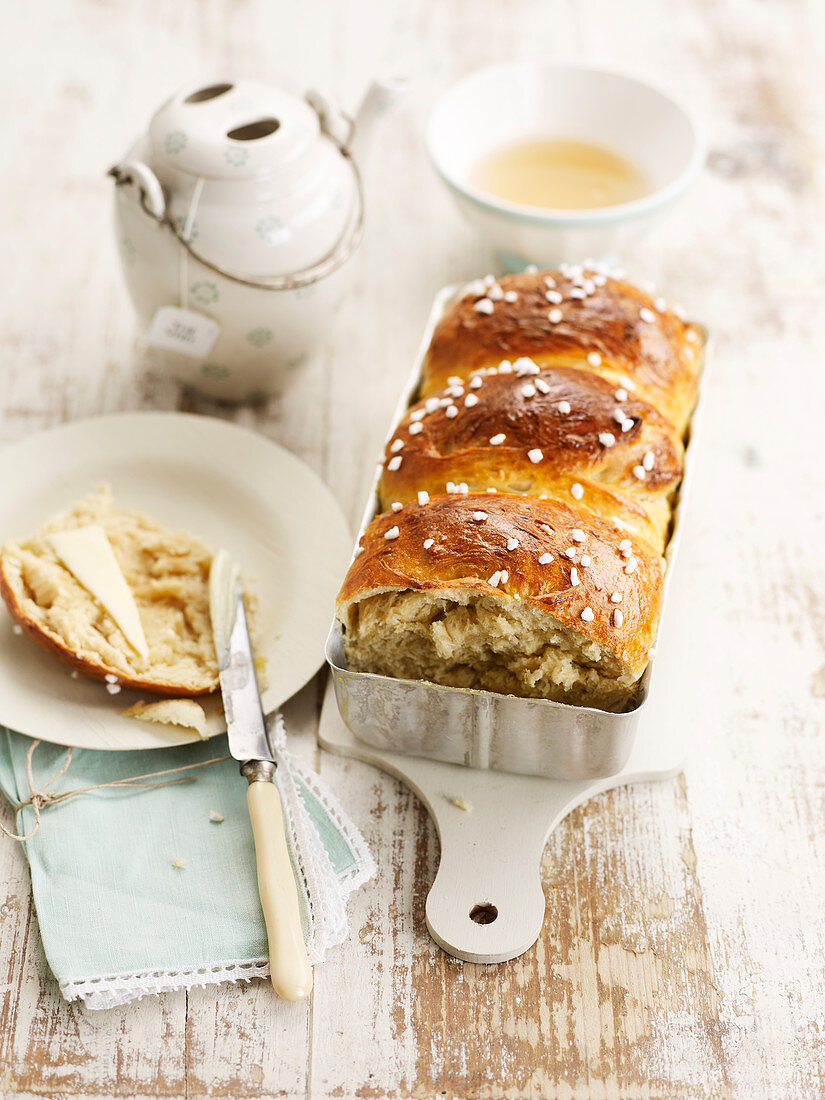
246, 776, 313, 1001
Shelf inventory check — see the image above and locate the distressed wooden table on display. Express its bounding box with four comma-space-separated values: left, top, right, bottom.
1, 1, 824, 1097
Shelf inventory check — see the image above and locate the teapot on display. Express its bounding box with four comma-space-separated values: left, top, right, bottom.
110, 77, 401, 402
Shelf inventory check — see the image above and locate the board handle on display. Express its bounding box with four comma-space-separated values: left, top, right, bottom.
424, 798, 548, 964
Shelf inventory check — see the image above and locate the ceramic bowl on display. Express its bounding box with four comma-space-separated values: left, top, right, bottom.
427, 63, 705, 269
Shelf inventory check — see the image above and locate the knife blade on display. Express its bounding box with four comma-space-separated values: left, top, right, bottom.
209, 549, 313, 1001
210, 550, 272, 767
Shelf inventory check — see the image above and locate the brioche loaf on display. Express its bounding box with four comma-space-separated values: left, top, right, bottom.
337, 266, 703, 711
0, 488, 218, 695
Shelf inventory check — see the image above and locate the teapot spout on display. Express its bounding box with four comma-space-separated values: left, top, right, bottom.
348, 77, 408, 172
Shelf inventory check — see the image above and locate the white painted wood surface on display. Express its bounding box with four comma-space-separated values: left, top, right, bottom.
1, 1, 825, 1096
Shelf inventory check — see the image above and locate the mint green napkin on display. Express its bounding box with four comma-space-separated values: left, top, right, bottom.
0, 723, 373, 1009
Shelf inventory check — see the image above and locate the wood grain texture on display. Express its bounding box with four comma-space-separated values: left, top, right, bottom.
1, 0, 825, 1096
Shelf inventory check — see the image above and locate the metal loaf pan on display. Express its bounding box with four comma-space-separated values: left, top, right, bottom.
325, 284, 708, 781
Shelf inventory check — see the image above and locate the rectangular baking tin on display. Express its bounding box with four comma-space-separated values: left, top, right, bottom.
325, 284, 708, 781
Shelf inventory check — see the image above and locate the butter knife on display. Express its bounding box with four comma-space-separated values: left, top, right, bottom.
209, 549, 313, 1001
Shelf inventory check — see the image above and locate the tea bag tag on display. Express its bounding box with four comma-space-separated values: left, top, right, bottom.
147, 307, 221, 359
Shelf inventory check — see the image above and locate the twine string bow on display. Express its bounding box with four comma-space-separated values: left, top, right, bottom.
0, 739, 230, 842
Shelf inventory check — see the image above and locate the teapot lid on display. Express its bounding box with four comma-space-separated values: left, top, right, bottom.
149, 79, 321, 180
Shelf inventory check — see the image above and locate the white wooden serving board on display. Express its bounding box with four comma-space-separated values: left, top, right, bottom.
318, 565, 689, 964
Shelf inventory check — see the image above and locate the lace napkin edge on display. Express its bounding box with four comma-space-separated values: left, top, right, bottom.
61, 958, 273, 1011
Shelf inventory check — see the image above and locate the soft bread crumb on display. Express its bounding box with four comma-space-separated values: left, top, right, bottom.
341, 588, 639, 710
0, 487, 217, 694
449, 796, 473, 812
122, 699, 208, 739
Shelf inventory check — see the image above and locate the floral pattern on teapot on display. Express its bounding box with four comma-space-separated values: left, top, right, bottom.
201, 362, 230, 380
247, 327, 273, 348
164, 131, 188, 155
190, 281, 219, 307
223, 146, 250, 167
173, 214, 199, 242
256, 216, 287, 246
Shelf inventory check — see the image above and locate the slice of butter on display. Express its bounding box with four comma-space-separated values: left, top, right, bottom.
47, 525, 149, 659
208, 547, 241, 663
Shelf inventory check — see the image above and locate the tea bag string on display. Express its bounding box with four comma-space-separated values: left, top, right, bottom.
0, 739, 230, 842
178, 176, 206, 311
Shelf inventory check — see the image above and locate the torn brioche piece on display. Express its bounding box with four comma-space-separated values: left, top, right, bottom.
121, 699, 208, 738
0, 487, 218, 695
337, 494, 663, 711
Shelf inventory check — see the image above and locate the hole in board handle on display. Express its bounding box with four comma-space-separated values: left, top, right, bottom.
226, 117, 280, 141
185, 83, 234, 104
469, 903, 498, 925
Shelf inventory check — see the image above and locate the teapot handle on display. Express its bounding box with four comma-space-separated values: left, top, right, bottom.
348, 78, 408, 171
108, 160, 167, 221
108, 132, 363, 291
305, 89, 354, 149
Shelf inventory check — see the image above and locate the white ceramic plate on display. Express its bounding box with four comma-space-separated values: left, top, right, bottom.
0, 412, 351, 750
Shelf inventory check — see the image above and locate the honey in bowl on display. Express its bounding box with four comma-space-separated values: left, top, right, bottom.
472, 137, 650, 211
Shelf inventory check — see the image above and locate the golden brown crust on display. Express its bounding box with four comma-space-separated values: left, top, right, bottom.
337, 494, 662, 681
421, 269, 702, 433
0, 564, 213, 697
380, 365, 682, 550
337, 267, 699, 707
